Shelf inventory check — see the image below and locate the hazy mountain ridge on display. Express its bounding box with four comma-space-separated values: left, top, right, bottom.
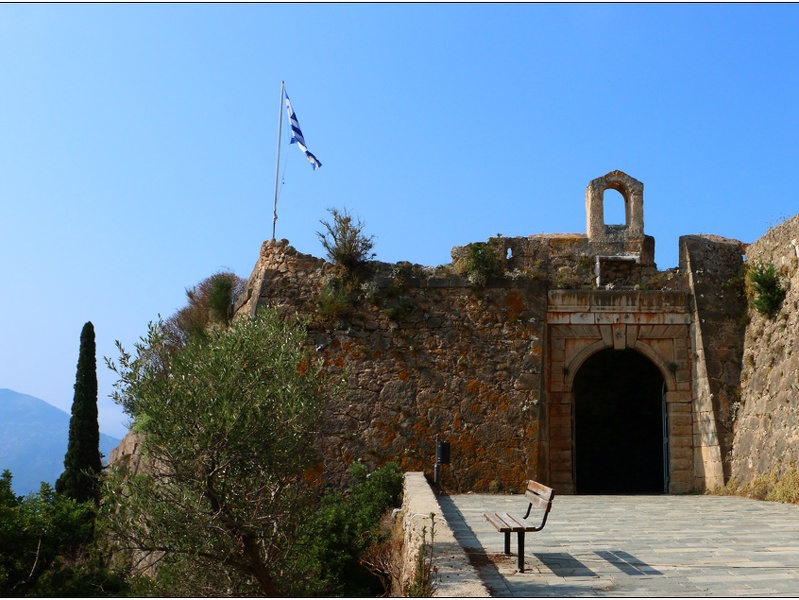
0, 388, 121, 495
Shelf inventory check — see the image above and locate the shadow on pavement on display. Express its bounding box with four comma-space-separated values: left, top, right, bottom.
595, 549, 662, 576
436, 495, 541, 595
532, 552, 597, 577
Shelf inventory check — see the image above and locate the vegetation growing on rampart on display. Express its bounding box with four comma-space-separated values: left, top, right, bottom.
746, 261, 787, 317
712, 464, 799, 505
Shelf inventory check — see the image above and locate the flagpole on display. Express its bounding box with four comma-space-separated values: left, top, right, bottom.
271, 81, 285, 241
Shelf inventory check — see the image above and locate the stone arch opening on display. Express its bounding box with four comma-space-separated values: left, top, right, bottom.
585, 171, 645, 242
573, 348, 667, 494
602, 187, 627, 227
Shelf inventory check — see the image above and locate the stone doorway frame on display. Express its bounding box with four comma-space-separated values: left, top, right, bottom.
543, 290, 695, 494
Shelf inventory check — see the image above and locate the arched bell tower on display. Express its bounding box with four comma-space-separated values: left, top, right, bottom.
542, 170, 701, 495
584, 170, 655, 268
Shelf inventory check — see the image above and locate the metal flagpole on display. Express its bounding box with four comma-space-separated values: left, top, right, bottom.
271, 81, 285, 241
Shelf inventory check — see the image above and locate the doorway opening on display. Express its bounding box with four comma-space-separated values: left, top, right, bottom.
573, 349, 667, 494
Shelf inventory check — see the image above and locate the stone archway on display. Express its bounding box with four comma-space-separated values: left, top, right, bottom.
573, 348, 667, 494
585, 170, 645, 242
544, 290, 695, 494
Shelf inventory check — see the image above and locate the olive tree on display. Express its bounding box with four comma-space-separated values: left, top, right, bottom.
103, 309, 334, 595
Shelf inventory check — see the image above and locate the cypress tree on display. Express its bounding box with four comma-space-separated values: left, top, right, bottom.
56, 321, 102, 504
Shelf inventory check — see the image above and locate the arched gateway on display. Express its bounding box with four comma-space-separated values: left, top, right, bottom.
544, 289, 693, 494
537, 171, 713, 494
574, 348, 667, 494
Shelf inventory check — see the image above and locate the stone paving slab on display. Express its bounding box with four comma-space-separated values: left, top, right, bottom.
438, 493, 799, 597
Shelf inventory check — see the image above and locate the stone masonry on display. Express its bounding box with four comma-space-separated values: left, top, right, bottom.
108, 170, 796, 493
731, 214, 799, 481
228, 170, 794, 494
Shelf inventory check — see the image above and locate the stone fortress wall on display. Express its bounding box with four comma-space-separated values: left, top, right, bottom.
731, 214, 799, 481
235, 238, 549, 491
232, 170, 797, 493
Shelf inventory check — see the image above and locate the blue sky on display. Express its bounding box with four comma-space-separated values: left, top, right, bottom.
1, 4, 798, 439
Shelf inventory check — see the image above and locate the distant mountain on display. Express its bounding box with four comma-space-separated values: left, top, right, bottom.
0, 388, 121, 496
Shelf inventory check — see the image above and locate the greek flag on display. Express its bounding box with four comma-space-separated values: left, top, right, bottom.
285, 92, 322, 170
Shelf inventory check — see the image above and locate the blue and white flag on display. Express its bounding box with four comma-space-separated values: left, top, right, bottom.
285, 92, 322, 170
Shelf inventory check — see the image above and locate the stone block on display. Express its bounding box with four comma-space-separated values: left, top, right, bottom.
668, 413, 692, 428
514, 373, 540, 390
667, 401, 693, 413
549, 415, 571, 430
549, 403, 572, 417
669, 480, 693, 494
669, 423, 694, 438
670, 458, 693, 472
669, 446, 693, 461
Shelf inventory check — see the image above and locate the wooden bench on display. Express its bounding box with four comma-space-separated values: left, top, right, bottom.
483, 480, 555, 572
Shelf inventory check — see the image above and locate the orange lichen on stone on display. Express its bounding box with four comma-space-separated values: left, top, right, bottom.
506, 289, 526, 321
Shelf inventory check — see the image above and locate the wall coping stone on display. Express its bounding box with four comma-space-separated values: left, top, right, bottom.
401, 472, 490, 597
549, 290, 690, 312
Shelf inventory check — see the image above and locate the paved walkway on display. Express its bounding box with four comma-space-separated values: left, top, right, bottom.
438, 493, 799, 596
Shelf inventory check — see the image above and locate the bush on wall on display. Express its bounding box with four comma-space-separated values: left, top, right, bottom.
456, 241, 503, 288
747, 261, 786, 317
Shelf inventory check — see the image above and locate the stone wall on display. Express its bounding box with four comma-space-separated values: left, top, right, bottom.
731, 214, 799, 482
399, 472, 489, 596
235, 227, 744, 494
107, 168, 799, 499
679, 235, 748, 485
236, 239, 548, 492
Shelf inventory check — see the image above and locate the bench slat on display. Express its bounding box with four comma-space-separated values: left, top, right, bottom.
526, 480, 555, 501
524, 491, 553, 511
484, 511, 514, 531
484, 511, 547, 533
506, 511, 543, 532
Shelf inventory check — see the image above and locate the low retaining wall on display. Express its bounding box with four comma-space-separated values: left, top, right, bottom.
400, 472, 489, 597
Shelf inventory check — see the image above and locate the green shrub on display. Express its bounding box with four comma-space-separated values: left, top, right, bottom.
382, 296, 415, 322
0, 472, 125, 596
317, 208, 376, 274
748, 261, 786, 317
290, 462, 404, 597
458, 242, 503, 287
317, 280, 353, 322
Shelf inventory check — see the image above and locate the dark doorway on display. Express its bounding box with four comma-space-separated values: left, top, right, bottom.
573, 349, 666, 494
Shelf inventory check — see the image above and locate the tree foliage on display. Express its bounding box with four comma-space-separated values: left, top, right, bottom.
0, 471, 123, 596
288, 461, 404, 597
56, 321, 102, 505
103, 309, 334, 595
164, 271, 245, 348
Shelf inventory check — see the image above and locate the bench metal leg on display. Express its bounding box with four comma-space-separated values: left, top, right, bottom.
517, 531, 525, 572
504, 531, 511, 555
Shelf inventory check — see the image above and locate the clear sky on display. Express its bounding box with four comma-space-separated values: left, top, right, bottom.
2, 4, 798, 440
